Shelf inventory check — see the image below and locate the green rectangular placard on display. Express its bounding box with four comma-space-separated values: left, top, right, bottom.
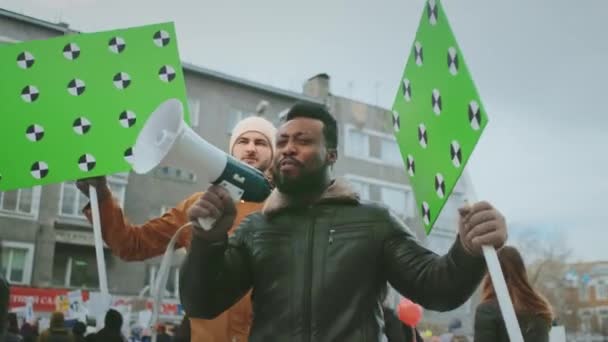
391, 0, 488, 234
0, 22, 189, 191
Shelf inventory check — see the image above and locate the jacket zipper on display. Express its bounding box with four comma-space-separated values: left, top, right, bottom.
304, 210, 316, 341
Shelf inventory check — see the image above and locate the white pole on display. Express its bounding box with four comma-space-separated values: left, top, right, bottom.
89, 185, 109, 295
462, 171, 523, 342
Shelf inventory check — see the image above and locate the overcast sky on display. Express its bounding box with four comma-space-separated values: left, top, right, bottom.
3, 0, 606, 262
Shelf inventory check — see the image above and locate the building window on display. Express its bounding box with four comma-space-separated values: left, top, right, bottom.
344, 124, 402, 167
596, 279, 608, 300
344, 174, 414, 219
435, 192, 466, 230
1, 241, 34, 285
349, 180, 370, 201
380, 138, 402, 166
63, 257, 97, 288
187, 98, 200, 127
227, 110, 252, 134
59, 175, 127, 219
380, 186, 408, 218
344, 128, 370, 158
0, 187, 41, 219
148, 265, 180, 298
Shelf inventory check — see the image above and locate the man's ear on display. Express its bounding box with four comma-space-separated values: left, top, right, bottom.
327, 148, 338, 165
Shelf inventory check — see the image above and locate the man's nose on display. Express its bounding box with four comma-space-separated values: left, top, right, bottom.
245, 141, 256, 151
281, 141, 296, 156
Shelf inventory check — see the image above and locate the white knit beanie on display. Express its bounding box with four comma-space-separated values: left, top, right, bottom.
229, 116, 277, 156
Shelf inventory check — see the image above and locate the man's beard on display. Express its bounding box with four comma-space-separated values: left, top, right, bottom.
272, 161, 329, 196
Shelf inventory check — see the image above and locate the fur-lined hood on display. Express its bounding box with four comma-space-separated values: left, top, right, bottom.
262, 178, 360, 216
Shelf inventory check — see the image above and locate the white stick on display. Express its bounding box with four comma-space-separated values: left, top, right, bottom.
482, 246, 523, 341
89, 185, 109, 295
462, 173, 523, 342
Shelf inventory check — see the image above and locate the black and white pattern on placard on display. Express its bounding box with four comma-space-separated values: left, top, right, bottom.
17, 51, 35, 69
427, 0, 438, 25
21, 85, 39, 103
158, 65, 176, 82
468, 100, 481, 130
153, 30, 171, 47
73, 117, 92, 135
421, 201, 431, 226
30, 161, 49, 179
67, 79, 86, 96
414, 42, 423, 66
418, 124, 428, 148
450, 140, 462, 168
113, 72, 131, 89
407, 155, 415, 177
448, 47, 459, 75
392, 110, 400, 132
108, 37, 126, 54
432, 89, 442, 115
158, 65, 175, 82
26, 124, 45, 142
119, 110, 137, 128
78, 154, 97, 172
402, 78, 412, 102
124, 147, 134, 164
63, 43, 81, 60
435, 173, 445, 198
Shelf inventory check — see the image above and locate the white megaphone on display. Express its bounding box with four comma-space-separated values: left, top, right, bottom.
130, 99, 271, 230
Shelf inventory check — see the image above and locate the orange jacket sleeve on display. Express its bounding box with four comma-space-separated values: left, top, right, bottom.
83, 190, 201, 261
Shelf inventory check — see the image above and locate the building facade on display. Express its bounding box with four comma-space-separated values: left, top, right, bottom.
0, 8, 477, 331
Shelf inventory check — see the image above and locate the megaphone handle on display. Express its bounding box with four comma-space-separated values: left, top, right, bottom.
197, 217, 216, 231
194, 182, 244, 231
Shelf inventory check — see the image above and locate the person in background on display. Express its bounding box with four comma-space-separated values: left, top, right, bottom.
0, 258, 8, 341
381, 286, 423, 342
439, 318, 469, 342
172, 316, 190, 342
383, 306, 423, 342
154, 324, 171, 342
76, 115, 277, 342
4, 313, 23, 342
474, 246, 553, 342
90, 309, 125, 342
19, 322, 37, 342
71, 322, 86, 342
37, 312, 73, 342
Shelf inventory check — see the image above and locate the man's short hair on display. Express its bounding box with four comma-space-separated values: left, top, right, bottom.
283, 102, 338, 149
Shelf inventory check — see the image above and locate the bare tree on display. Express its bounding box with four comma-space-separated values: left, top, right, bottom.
512, 230, 579, 331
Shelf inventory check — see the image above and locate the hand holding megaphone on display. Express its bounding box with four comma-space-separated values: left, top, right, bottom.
131, 99, 272, 231
187, 185, 237, 236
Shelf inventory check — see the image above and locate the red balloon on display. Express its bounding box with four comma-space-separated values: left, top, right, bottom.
397, 298, 423, 327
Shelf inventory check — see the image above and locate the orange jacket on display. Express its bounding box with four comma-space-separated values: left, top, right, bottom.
84, 189, 262, 342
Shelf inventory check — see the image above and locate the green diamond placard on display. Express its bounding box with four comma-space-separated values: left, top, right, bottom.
391, 0, 488, 234
0, 22, 190, 191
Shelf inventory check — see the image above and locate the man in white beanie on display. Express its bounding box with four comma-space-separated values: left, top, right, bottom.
76, 115, 277, 342
229, 116, 277, 178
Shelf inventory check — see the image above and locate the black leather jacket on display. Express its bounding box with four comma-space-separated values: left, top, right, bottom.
181, 180, 486, 342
